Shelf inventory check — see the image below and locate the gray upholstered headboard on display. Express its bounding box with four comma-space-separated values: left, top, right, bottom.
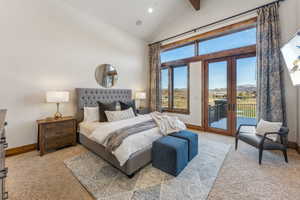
75, 88, 132, 122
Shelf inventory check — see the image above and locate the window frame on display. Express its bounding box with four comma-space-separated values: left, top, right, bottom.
159, 19, 257, 116
161, 64, 190, 114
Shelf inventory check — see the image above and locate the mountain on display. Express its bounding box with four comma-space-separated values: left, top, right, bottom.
210, 84, 256, 93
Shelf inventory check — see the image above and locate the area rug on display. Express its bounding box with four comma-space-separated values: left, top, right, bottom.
64, 137, 231, 200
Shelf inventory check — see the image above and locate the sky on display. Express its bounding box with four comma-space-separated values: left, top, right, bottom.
161, 28, 257, 89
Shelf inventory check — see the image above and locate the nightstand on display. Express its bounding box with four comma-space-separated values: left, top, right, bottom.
37, 116, 77, 156
137, 108, 150, 115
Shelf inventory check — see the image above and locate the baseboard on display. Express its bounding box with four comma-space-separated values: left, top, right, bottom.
6, 143, 37, 157
186, 124, 204, 131
289, 142, 300, 154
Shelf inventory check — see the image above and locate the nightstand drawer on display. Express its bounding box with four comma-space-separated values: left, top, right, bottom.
44, 121, 74, 130
45, 135, 75, 150
44, 127, 74, 139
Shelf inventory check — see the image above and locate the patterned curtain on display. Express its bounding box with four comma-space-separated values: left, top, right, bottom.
149, 43, 162, 112
257, 3, 286, 124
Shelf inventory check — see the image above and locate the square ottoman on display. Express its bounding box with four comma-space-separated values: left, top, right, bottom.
170, 130, 198, 161
152, 136, 188, 176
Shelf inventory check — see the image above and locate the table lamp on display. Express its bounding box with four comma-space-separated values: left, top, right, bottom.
46, 91, 69, 119
135, 92, 146, 109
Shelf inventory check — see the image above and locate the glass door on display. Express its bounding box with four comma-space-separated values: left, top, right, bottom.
204, 58, 233, 135
234, 55, 257, 130
204, 55, 257, 135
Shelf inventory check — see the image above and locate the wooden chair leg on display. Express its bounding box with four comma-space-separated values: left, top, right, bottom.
283, 149, 288, 163
259, 148, 263, 165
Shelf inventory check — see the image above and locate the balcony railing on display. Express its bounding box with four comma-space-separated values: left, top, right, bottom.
236, 103, 256, 118
209, 103, 256, 124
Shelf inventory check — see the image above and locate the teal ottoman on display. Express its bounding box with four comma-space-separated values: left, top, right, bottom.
170, 130, 198, 161
152, 136, 188, 176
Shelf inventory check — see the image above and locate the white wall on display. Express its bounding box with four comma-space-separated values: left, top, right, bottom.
0, 0, 148, 148
153, 0, 299, 142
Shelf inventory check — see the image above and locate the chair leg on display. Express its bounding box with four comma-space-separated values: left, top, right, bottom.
282, 149, 288, 163
235, 137, 238, 151
259, 148, 263, 165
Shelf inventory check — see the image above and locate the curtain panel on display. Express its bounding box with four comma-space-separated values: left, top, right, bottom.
149, 43, 162, 112
256, 3, 286, 124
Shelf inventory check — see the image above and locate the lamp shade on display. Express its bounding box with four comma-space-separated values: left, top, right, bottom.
135, 92, 146, 100
281, 30, 300, 86
46, 91, 69, 103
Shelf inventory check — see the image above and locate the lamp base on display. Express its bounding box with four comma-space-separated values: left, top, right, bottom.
54, 112, 63, 120
53, 103, 63, 120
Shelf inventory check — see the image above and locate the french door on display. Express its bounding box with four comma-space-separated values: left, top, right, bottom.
203, 54, 257, 135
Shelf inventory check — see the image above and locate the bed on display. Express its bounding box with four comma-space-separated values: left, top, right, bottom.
76, 88, 154, 177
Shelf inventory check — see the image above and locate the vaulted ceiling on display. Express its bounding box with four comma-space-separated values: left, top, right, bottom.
62, 0, 199, 42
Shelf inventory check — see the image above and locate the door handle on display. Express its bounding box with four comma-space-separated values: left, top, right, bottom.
227, 103, 231, 111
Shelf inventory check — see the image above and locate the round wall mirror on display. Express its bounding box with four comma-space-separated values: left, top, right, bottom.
95, 64, 118, 88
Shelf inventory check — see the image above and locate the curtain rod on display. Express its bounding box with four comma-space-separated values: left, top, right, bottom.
149, 0, 285, 46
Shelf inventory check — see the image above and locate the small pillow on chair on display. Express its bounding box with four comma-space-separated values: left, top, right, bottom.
255, 119, 282, 141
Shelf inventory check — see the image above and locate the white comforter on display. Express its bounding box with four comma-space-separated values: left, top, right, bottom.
90, 114, 162, 166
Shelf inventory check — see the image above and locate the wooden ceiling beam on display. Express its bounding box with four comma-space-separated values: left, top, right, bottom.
188, 0, 200, 11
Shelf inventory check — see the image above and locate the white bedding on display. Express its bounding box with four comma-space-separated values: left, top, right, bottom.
82, 114, 163, 166
79, 121, 104, 137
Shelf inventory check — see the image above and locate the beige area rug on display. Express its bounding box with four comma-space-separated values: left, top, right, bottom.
64, 137, 231, 200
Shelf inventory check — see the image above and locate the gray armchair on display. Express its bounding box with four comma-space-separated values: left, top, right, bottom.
235, 124, 289, 164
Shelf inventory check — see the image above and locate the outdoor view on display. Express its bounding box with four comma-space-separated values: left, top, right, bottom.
161, 68, 169, 108
208, 57, 257, 130
161, 66, 188, 110
160, 27, 257, 129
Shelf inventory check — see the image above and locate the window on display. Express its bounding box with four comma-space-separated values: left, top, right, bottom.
198, 27, 256, 55
160, 43, 195, 63
159, 22, 257, 117
173, 66, 188, 109
161, 68, 169, 108
161, 65, 189, 113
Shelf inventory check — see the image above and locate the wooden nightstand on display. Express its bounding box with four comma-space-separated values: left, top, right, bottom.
37, 116, 77, 156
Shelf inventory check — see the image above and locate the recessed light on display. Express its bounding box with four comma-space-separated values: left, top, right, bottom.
148, 8, 153, 13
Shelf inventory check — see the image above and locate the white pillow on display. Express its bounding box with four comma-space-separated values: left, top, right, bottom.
105, 107, 135, 122
256, 119, 282, 141
83, 107, 99, 122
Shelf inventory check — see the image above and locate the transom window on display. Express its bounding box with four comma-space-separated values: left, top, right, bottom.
198, 27, 256, 55
160, 43, 195, 63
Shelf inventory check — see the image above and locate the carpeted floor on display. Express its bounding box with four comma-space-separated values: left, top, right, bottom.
6, 131, 300, 200
64, 137, 230, 200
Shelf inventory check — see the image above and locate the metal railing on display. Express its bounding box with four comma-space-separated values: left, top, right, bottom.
236, 103, 256, 118
209, 103, 256, 124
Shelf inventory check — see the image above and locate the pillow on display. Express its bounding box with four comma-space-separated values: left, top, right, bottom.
83, 107, 99, 122
97, 101, 117, 122
256, 119, 282, 141
120, 100, 137, 116
105, 107, 136, 122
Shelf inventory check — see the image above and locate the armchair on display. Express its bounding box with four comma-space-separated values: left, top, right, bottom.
235, 124, 289, 165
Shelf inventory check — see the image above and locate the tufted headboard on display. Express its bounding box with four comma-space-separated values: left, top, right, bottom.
75, 88, 132, 122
